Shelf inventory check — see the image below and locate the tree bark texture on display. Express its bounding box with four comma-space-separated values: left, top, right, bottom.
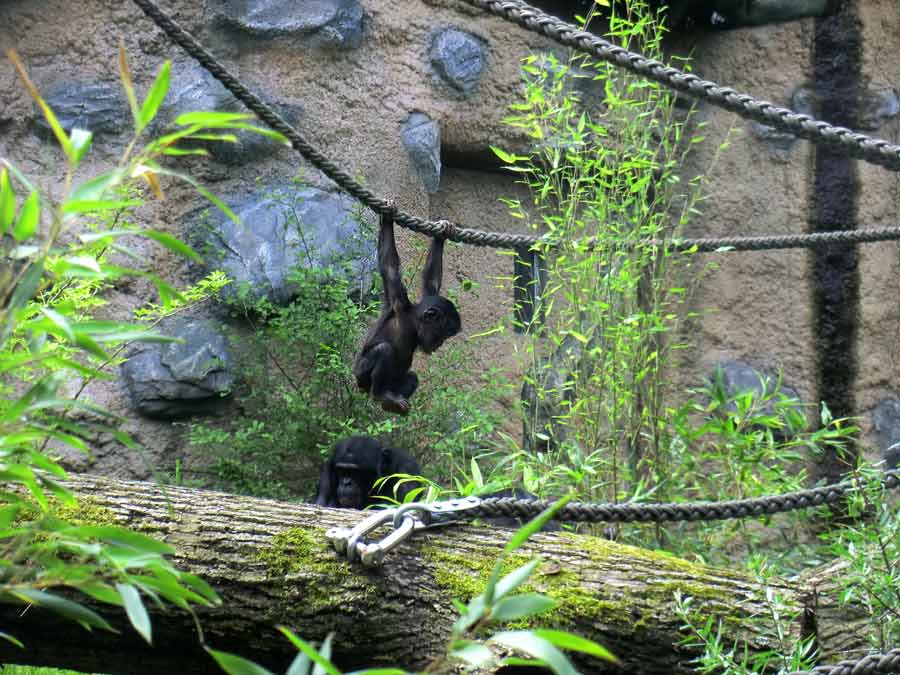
0, 475, 868, 675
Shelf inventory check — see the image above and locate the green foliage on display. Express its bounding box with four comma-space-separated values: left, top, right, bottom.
489, 0, 858, 565
0, 47, 284, 647
821, 463, 900, 651
675, 567, 817, 675
493, 1, 715, 509
644, 370, 856, 563
187, 182, 506, 500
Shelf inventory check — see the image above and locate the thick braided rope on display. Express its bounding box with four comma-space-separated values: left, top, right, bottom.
130, 0, 900, 252
663, 226, 900, 252
472, 469, 900, 523
460, 0, 900, 172
787, 649, 900, 675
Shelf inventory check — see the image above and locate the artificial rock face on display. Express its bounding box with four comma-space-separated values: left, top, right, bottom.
210, 0, 364, 48
120, 317, 235, 418
194, 183, 376, 305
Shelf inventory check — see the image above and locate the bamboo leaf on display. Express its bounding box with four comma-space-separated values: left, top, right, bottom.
9, 589, 116, 633
0, 168, 15, 234
138, 60, 171, 131
533, 629, 617, 662
11, 190, 39, 241
206, 648, 278, 675
8, 50, 74, 162
116, 583, 152, 644
142, 229, 202, 262
70, 128, 93, 167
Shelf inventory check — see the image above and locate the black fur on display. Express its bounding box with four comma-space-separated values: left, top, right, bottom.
313, 436, 422, 509
353, 213, 461, 414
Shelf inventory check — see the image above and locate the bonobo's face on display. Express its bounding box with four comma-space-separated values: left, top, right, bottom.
332, 437, 381, 508
416, 296, 461, 354
335, 467, 373, 508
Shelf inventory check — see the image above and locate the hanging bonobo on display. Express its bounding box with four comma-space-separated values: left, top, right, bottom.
354, 212, 461, 414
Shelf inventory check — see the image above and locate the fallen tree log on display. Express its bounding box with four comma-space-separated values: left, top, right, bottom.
0, 474, 869, 675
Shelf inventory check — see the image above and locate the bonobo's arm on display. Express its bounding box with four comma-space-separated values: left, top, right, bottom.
378, 213, 411, 311
313, 460, 336, 506
421, 236, 445, 297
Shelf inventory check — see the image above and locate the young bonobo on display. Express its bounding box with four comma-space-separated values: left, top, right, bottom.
313, 436, 422, 509
353, 212, 461, 414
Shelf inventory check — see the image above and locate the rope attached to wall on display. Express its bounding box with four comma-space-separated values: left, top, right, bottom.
460, 0, 900, 173
130, 0, 900, 253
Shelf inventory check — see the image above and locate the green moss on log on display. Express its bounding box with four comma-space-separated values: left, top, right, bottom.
257, 527, 379, 613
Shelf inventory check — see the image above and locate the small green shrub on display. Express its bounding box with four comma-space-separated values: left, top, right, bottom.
187, 183, 507, 500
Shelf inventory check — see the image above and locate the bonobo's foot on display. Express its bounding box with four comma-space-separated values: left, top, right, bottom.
379, 393, 410, 415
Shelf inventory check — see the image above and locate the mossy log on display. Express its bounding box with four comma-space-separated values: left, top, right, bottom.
0, 475, 869, 675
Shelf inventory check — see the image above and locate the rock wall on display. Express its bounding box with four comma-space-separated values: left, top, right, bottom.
2, 0, 900, 478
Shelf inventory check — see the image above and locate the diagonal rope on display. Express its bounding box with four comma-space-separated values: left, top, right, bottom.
458, 0, 900, 172
471, 469, 900, 523
130, 0, 900, 252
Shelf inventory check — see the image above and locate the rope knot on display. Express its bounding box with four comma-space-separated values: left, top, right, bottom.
435, 219, 457, 240
381, 198, 400, 217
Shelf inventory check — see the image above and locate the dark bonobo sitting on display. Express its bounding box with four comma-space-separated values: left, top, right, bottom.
314, 436, 422, 509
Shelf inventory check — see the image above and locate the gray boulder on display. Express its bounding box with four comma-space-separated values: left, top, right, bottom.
196, 183, 376, 305
34, 81, 127, 137
211, 0, 364, 49
158, 65, 300, 165
871, 398, 900, 469
710, 360, 806, 438
430, 29, 487, 95
120, 318, 234, 418
401, 112, 441, 193
860, 86, 899, 131
749, 86, 814, 156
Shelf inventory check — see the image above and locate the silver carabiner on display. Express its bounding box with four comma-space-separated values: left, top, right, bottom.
327, 507, 396, 558
357, 513, 418, 567
326, 497, 484, 567
392, 496, 482, 529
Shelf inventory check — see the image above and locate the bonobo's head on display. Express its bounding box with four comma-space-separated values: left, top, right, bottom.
332, 436, 383, 508
415, 295, 461, 354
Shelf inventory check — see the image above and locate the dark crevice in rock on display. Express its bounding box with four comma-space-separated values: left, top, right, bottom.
441, 145, 508, 173
810, 1, 862, 481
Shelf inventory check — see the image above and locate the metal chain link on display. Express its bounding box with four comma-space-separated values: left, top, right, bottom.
130, 0, 900, 253
460, 0, 900, 172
